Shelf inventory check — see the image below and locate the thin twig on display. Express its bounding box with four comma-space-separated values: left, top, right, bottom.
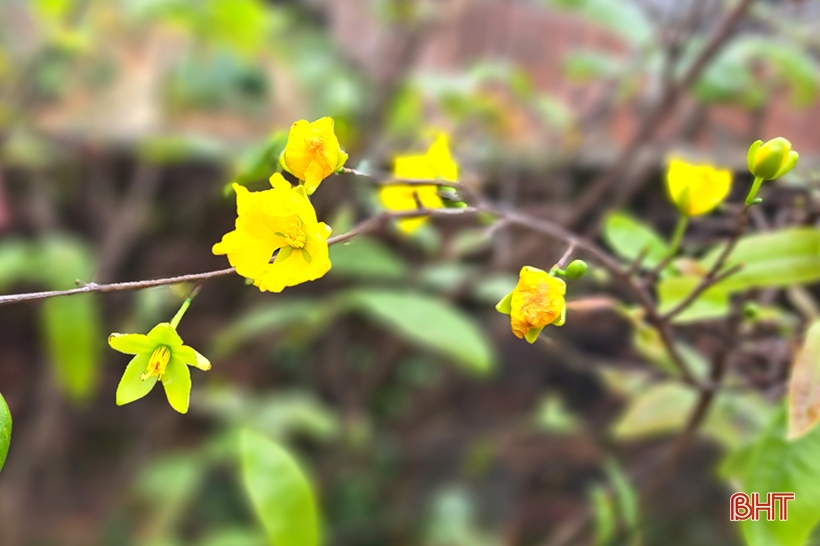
0, 207, 477, 306
662, 206, 750, 321
625, 246, 651, 277
554, 242, 576, 269
340, 167, 462, 188
642, 296, 746, 504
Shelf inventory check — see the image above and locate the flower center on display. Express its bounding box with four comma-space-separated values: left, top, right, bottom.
282, 225, 306, 249
307, 137, 324, 155
141, 345, 171, 381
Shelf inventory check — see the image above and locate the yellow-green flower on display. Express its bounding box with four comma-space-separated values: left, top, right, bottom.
665, 158, 732, 216
213, 173, 332, 292
748, 137, 799, 180
109, 323, 211, 414
496, 266, 566, 344
379, 134, 459, 233
279, 117, 348, 195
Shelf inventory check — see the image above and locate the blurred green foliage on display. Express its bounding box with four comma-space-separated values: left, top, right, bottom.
0, 392, 10, 474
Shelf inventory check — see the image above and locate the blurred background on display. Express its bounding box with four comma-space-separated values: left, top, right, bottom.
0, 0, 819, 545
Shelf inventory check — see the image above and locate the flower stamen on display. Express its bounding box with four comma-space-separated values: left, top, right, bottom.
141, 345, 171, 381
283, 225, 306, 249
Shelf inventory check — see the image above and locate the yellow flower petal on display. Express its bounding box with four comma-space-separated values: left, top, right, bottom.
666, 158, 732, 216
378, 184, 444, 233
382, 134, 458, 234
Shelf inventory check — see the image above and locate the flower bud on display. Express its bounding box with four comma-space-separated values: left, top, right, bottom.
747, 137, 799, 180
742, 302, 760, 320
564, 260, 588, 280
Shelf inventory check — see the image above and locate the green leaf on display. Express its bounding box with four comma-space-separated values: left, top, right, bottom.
134, 453, 205, 535
612, 382, 697, 438
419, 263, 477, 294
536, 397, 580, 434
546, 0, 652, 46
563, 50, 621, 82
788, 320, 820, 440
37, 237, 103, 402
692, 37, 762, 107
232, 132, 288, 186
589, 486, 615, 546
748, 38, 820, 108
700, 228, 820, 292
42, 295, 103, 402
137, 135, 227, 166
740, 407, 820, 546
470, 274, 518, 306
450, 228, 494, 257
703, 391, 777, 451
0, 239, 36, 291
0, 392, 11, 474
212, 299, 334, 357
605, 459, 639, 534
197, 528, 266, 546
240, 429, 320, 546
657, 276, 730, 323
200, 389, 340, 442
341, 289, 494, 375
328, 237, 407, 280
603, 211, 669, 269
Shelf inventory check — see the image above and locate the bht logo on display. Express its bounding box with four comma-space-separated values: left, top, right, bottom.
730, 492, 795, 521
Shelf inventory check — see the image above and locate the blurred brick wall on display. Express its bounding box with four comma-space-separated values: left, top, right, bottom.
328, 0, 820, 161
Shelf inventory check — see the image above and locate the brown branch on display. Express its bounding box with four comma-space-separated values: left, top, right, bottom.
0, 207, 478, 306
340, 167, 463, 188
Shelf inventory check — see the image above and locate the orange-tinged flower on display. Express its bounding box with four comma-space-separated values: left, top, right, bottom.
379, 134, 458, 233
212, 174, 332, 292
279, 117, 348, 195
496, 266, 566, 344
666, 158, 732, 217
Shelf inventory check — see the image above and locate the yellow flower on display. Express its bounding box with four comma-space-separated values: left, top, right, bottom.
108, 323, 211, 414
379, 134, 459, 233
747, 137, 799, 180
213, 174, 332, 292
665, 158, 732, 217
496, 266, 566, 344
279, 117, 349, 195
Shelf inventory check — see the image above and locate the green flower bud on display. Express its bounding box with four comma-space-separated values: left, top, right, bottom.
564, 259, 588, 280
742, 301, 760, 320
748, 137, 799, 180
